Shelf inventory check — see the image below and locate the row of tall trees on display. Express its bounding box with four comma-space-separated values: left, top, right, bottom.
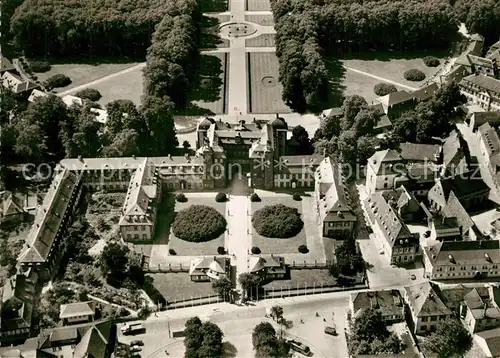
0, 94, 178, 165
270, 0, 461, 112
9, 0, 180, 57
142, 0, 201, 109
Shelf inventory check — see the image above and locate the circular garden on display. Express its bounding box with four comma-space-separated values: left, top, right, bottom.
252, 204, 303, 238
172, 205, 227, 242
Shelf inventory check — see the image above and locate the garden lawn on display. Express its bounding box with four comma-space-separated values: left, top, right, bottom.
245, 14, 274, 26
245, 34, 276, 48
91, 65, 144, 106
168, 197, 227, 256
251, 196, 306, 254
248, 52, 291, 114
147, 273, 216, 302
342, 57, 444, 89
246, 0, 271, 11
35, 62, 141, 94
263, 269, 337, 289
86, 192, 125, 242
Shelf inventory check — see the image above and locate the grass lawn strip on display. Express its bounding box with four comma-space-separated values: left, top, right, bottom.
246, 0, 271, 11
245, 34, 276, 48
147, 273, 216, 302
245, 14, 274, 26
263, 269, 337, 289
251, 196, 306, 254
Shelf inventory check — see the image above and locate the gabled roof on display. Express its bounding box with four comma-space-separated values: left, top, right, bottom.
472, 111, 500, 130
476, 327, 500, 358
478, 122, 500, 158
404, 281, 452, 317
464, 288, 484, 309
0, 58, 16, 72
0, 191, 24, 217
351, 290, 403, 318
59, 301, 95, 319
462, 74, 500, 95
441, 191, 475, 234
61, 95, 83, 107
248, 255, 283, 273
367, 149, 403, 175
377, 90, 413, 108
399, 142, 441, 162
27, 89, 48, 103
427, 240, 500, 266
411, 82, 439, 102
189, 256, 228, 275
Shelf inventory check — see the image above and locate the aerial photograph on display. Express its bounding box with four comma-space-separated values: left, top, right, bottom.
2, 0, 500, 357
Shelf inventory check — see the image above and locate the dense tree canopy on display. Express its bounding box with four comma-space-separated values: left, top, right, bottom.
172, 205, 227, 242
423, 318, 472, 358
184, 318, 224, 358
252, 204, 304, 238
252, 322, 290, 358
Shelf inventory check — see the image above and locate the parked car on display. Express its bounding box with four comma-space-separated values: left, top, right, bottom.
288, 339, 310, 355
324, 326, 337, 336
131, 340, 144, 346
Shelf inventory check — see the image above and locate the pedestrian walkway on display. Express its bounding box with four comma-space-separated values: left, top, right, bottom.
225, 195, 251, 292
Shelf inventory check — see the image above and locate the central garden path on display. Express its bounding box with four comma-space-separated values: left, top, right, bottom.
225, 195, 251, 293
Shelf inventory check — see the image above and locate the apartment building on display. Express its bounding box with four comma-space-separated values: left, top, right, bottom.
315, 157, 356, 239
366, 150, 405, 193
364, 191, 420, 265
459, 74, 500, 112
478, 122, 500, 189
423, 241, 500, 280
460, 286, 500, 334
404, 282, 453, 335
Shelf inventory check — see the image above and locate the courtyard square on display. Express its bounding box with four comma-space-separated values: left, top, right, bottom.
250, 195, 307, 254
166, 194, 227, 256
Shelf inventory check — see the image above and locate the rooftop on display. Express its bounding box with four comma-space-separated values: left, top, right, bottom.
399, 142, 441, 163
351, 290, 403, 319
426, 240, 500, 266
59, 301, 95, 319
462, 74, 500, 96
404, 281, 452, 317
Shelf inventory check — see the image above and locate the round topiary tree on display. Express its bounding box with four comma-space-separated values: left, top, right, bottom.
44, 74, 71, 89
423, 56, 440, 67
298, 245, 309, 254
251, 246, 261, 254
373, 83, 398, 96
217, 246, 226, 255
252, 204, 304, 238
215, 192, 227, 202
75, 88, 102, 101
403, 69, 426, 82
172, 205, 227, 242
292, 193, 302, 201
28, 60, 51, 73
176, 193, 187, 202
250, 193, 261, 202
169, 248, 177, 255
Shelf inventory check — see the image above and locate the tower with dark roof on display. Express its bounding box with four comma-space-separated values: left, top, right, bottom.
196, 117, 215, 149
271, 113, 287, 159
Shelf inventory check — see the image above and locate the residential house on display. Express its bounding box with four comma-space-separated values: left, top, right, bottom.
441, 130, 470, 178
59, 301, 96, 326
364, 191, 420, 265
381, 186, 424, 223
369, 104, 393, 134
403, 163, 440, 197
404, 281, 453, 334
1, 71, 39, 95
470, 112, 500, 132
189, 256, 230, 282
0, 58, 16, 73
423, 240, 500, 280
442, 64, 470, 85
36, 320, 115, 358
398, 142, 441, 164
27, 88, 48, 103
429, 216, 462, 242
0, 272, 37, 345
349, 290, 404, 323
475, 327, 500, 357
455, 54, 498, 78
441, 191, 484, 240
459, 74, 500, 112
315, 157, 356, 239
0, 191, 26, 224
439, 284, 490, 315
248, 255, 286, 280
412, 82, 439, 102
428, 176, 490, 212
373, 90, 415, 119
17, 168, 83, 280
366, 150, 405, 193
460, 286, 500, 333
478, 122, 500, 189
61, 95, 83, 107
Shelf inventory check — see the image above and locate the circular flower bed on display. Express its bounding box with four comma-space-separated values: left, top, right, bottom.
172, 205, 227, 242
403, 69, 426, 82
298, 245, 309, 254
251, 246, 261, 254
374, 83, 397, 96
215, 192, 227, 202
252, 204, 303, 238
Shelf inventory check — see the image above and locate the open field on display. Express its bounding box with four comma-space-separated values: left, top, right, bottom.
245, 34, 275, 48
168, 196, 227, 256
246, 0, 271, 11
263, 269, 337, 289
250, 196, 306, 254
191, 53, 229, 115
147, 273, 216, 302
245, 14, 274, 26
342, 57, 445, 89
247, 52, 291, 114
35, 62, 140, 94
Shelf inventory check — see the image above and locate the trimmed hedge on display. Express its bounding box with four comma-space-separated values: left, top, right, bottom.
403, 69, 426, 82
176, 193, 188, 203
172, 205, 227, 242
252, 204, 304, 238
292, 193, 302, 201
217, 246, 225, 255
44, 74, 71, 89
169, 248, 176, 255
374, 83, 397, 96
215, 192, 227, 202
423, 56, 440, 67
28, 60, 51, 73
250, 193, 261, 202
251, 246, 261, 255
75, 88, 102, 101
298, 245, 309, 254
